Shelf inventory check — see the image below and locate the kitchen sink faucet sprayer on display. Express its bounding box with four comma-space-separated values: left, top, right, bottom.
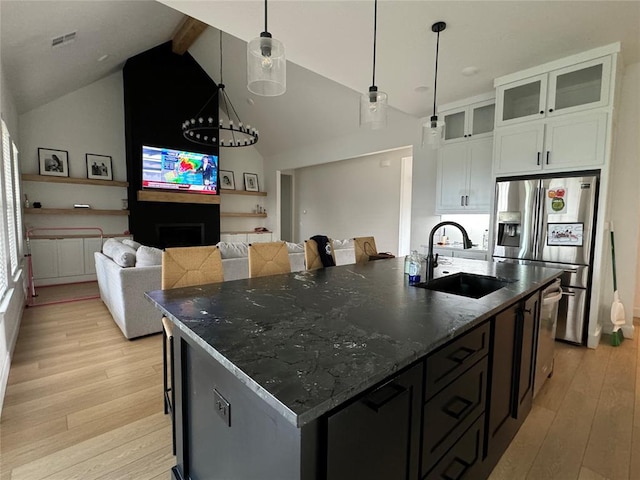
426, 221, 473, 283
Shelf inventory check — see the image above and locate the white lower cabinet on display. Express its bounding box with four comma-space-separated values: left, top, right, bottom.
30, 238, 85, 282
83, 238, 104, 275
493, 111, 607, 175
436, 137, 493, 213
29, 237, 110, 285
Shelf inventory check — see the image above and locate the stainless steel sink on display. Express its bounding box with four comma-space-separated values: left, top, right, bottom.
414, 272, 511, 299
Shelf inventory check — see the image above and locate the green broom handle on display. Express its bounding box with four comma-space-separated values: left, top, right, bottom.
611, 231, 618, 292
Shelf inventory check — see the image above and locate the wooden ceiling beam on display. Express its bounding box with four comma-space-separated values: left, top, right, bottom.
172, 16, 209, 55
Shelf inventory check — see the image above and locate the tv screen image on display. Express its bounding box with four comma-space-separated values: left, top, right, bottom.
141, 145, 218, 195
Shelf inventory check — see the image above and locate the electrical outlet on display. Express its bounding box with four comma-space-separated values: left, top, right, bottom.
213, 388, 231, 426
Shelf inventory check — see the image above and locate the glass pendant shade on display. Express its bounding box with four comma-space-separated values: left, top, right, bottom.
247, 34, 286, 96
360, 87, 388, 129
422, 115, 445, 149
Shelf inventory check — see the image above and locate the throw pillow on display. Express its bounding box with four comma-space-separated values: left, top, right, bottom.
333, 238, 353, 250
217, 242, 249, 259
135, 245, 163, 267
102, 238, 137, 268
122, 239, 142, 251
286, 242, 304, 253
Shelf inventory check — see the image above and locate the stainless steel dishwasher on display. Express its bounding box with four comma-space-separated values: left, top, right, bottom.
534, 279, 562, 398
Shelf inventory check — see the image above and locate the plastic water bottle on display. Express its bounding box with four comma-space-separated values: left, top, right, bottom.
408, 250, 421, 285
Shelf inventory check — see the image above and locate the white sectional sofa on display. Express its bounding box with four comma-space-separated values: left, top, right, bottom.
95, 238, 356, 339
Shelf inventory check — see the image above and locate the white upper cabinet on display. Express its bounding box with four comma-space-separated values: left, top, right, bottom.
442, 99, 495, 143
496, 55, 612, 127
493, 43, 618, 176
436, 137, 493, 213
494, 111, 607, 175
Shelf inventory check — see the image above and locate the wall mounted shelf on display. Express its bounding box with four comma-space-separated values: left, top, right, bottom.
24, 208, 129, 216
22, 174, 129, 188
221, 190, 267, 197
28, 233, 129, 239
220, 213, 267, 218
137, 190, 221, 205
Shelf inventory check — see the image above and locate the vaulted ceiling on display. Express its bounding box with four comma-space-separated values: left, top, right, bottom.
2, 1, 639, 157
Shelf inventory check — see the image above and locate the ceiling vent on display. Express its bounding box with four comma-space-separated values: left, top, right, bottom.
51, 32, 77, 48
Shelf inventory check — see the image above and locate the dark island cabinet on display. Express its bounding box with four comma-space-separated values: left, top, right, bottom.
421, 322, 490, 479
165, 283, 551, 480
326, 362, 423, 480
484, 292, 540, 473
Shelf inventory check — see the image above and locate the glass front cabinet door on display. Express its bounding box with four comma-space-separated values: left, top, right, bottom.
442, 99, 495, 143
496, 56, 611, 127
546, 56, 611, 117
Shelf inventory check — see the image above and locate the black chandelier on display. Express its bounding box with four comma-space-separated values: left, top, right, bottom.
182, 31, 259, 148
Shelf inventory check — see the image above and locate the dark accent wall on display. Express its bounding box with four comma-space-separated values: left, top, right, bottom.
123, 41, 220, 247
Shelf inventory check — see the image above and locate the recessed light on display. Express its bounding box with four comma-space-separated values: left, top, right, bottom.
97, 54, 110, 62
246, 98, 255, 106
461, 66, 479, 76
414, 85, 430, 93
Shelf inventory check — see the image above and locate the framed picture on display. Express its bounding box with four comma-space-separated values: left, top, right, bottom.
38, 148, 69, 177
547, 222, 584, 247
86, 153, 113, 181
244, 172, 259, 192
220, 170, 236, 190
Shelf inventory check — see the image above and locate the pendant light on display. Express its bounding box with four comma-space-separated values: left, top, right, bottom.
247, 0, 286, 96
183, 31, 259, 148
423, 21, 446, 149
359, 0, 387, 129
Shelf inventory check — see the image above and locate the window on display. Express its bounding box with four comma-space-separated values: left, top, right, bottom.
0, 118, 25, 299
0, 121, 9, 295
3, 125, 18, 275
12, 141, 23, 262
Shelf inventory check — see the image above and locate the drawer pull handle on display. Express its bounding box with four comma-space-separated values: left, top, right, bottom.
363, 383, 406, 412
448, 346, 476, 364
442, 395, 473, 420
443, 456, 471, 480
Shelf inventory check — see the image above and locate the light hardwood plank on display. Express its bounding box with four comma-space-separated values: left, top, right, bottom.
488, 404, 556, 480
527, 387, 600, 479
8, 413, 169, 480
578, 466, 609, 480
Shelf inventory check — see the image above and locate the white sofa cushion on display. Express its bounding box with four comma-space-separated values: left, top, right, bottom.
135, 245, 163, 267
122, 239, 142, 250
102, 238, 137, 268
217, 242, 249, 259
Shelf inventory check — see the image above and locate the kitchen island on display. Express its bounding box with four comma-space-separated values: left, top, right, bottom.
146, 257, 562, 480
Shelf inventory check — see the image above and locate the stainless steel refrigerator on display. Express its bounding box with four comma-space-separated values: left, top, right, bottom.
492, 171, 599, 345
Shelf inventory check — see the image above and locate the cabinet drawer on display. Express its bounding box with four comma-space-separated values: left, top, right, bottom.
327, 362, 423, 480
421, 357, 488, 474
425, 321, 490, 400
423, 415, 485, 480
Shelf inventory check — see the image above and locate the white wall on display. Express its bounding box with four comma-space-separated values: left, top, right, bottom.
218, 145, 266, 233
19, 72, 128, 235
0, 64, 26, 415
607, 62, 640, 331
263, 108, 442, 247
294, 147, 410, 253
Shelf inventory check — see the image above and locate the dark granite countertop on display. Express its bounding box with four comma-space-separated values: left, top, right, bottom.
145, 258, 562, 428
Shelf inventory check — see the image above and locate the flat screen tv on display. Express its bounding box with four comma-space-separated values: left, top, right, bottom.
141, 145, 218, 195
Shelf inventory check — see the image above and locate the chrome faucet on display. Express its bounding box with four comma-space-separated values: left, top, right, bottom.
426, 221, 474, 282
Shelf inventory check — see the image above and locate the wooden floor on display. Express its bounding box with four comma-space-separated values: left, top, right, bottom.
0, 294, 173, 480
27, 281, 100, 307
1, 286, 638, 479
